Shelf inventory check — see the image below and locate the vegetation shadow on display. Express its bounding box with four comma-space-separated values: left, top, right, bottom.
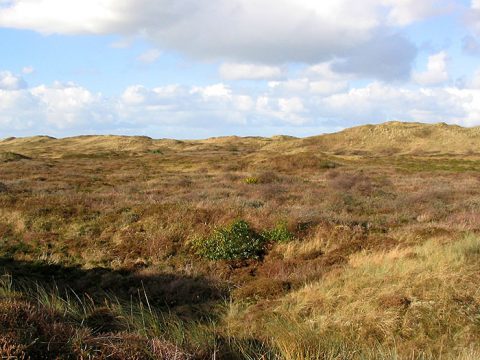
0, 257, 225, 320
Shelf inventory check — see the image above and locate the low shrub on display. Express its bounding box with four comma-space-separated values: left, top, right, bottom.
244, 177, 259, 184
262, 221, 294, 243
148, 149, 163, 154
193, 220, 266, 260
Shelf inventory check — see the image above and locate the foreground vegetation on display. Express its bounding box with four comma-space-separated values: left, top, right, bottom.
1, 122, 479, 359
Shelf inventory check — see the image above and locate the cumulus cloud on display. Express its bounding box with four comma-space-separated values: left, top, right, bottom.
136, 49, 161, 64
268, 78, 348, 96
0, 78, 480, 137
470, 0, 480, 11
0, 0, 448, 80
269, 62, 350, 96
319, 82, 467, 125
0, 71, 27, 90
191, 83, 232, 99
384, 0, 448, 26
29, 82, 111, 128
220, 63, 284, 80
0, 80, 116, 133
118, 83, 254, 127
467, 68, 480, 88
0, 88, 38, 127
0, 0, 122, 34
2, 63, 480, 137
304, 62, 350, 80
413, 51, 449, 85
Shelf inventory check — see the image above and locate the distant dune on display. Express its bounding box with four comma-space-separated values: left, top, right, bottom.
301, 121, 480, 155
2, 121, 480, 157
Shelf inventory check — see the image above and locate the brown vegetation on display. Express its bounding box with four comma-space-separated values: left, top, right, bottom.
0, 122, 479, 359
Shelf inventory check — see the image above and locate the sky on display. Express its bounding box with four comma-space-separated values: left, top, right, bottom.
1, 0, 480, 139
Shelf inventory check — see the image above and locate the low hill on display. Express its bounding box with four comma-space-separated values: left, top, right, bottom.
1, 121, 479, 158
301, 121, 480, 155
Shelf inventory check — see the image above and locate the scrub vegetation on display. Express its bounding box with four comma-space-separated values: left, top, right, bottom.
1, 121, 480, 359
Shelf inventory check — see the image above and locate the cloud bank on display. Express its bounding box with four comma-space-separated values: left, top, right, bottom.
0, 1, 477, 137
1, 69, 480, 138
0, 0, 451, 80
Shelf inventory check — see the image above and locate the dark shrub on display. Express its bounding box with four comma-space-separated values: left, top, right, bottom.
193, 220, 266, 260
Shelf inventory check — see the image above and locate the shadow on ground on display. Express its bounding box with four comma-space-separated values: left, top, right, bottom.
0, 257, 225, 320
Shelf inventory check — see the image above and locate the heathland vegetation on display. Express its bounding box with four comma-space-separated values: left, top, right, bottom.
0, 121, 479, 359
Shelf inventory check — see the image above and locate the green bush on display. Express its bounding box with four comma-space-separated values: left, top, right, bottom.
193, 220, 266, 260
262, 222, 294, 243
244, 177, 259, 184
149, 149, 163, 154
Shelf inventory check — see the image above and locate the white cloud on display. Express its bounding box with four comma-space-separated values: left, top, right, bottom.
467, 1, 480, 35
467, 68, 480, 88
0, 0, 121, 34
1, 0, 442, 36
278, 97, 306, 123
0, 89, 39, 130
191, 83, 232, 99
445, 87, 480, 126
319, 82, 471, 125
310, 81, 349, 95
3, 67, 480, 137
0, 0, 447, 79
29, 82, 111, 128
121, 85, 148, 105
413, 51, 449, 85
0, 80, 114, 132
304, 62, 349, 80
136, 49, 161, 64
268, 78, 348, 96
0, 71, 27, 90
232, 95, 254, 112
118, 83, 252, 126
220, 63, 284, 80
255, 95, 308, 125
298, 63, 351, 94
384, 0, 446, 26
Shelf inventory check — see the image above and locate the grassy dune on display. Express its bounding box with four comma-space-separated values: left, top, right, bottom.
0, 121, 479, 359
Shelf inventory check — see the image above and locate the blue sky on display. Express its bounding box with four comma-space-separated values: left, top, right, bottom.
1, 0, 480, 139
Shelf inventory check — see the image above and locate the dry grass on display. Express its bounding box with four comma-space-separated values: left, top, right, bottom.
265, 235, 480, 357
0, 122, 479, 358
